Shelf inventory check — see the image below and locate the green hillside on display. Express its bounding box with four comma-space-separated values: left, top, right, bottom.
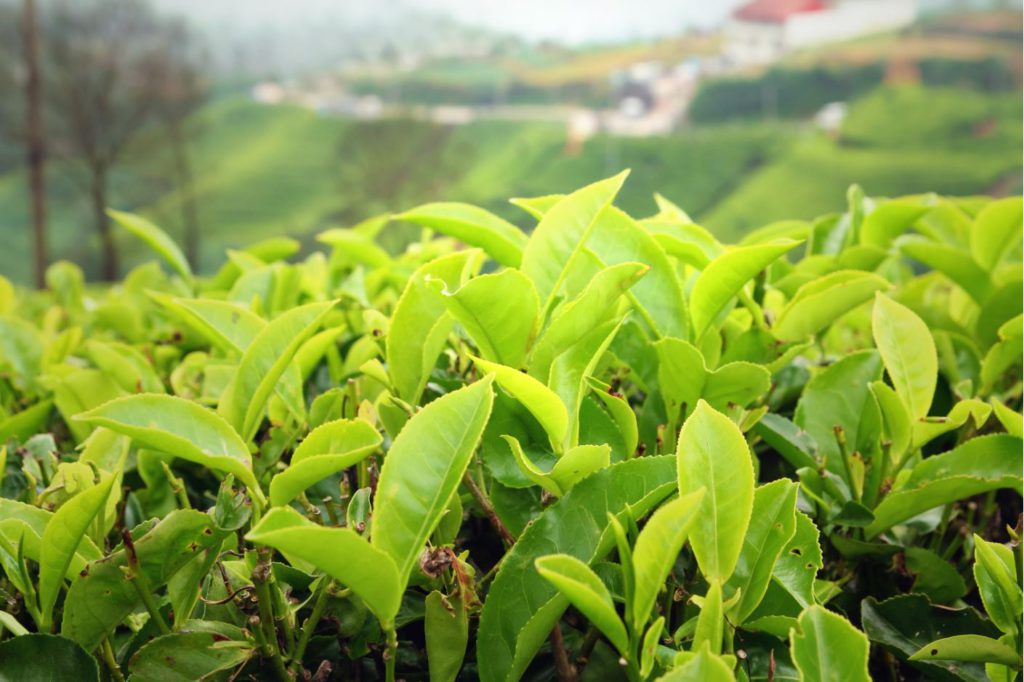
0, 84, 1019, 282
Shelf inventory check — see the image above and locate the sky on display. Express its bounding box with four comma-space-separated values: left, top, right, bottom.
400, 0, 746, 43
153, 0, 748, 45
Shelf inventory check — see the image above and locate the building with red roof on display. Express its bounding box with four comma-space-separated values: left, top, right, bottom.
725, 0, 917, 65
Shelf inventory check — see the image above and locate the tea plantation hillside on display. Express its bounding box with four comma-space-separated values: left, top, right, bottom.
0, 85, 1020, 282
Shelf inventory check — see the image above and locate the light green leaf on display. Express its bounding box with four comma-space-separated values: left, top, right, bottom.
520, 171, 629, 311
396, 202, 527, 267
773, 271, 890, 341
692, 580, 724, 655
690, 240, 800, 339
269, 419, 382, 506
0, 611, 28, 637
971, 197, 1022, 270
425, 591, 469, 682
85, 340, 164, 393
443, 270, 539, 368
873, 293, 937, 421
535, 554, 629, 655
869, 381, 911, 463
317, 228, 391, 268
790, 605, 870, 682
794, 350, 882, 480
630, 490, 705, 632
859, 199, 932, 248
218, 301, 335, 441
973, 535, 1022, 636
473, 355, 568, 451
658, 644, 736, 681
640, 616, 665, 679
676, 401, 755, 582
726, 480, 798, 624
900, 239, 993, 303
75, 394, 261, 502
108, 209, 192, 282
529, 262, 647, 383
510, 194, 563, 220
910, 634, 1021, 668
586, 377, 638, 458
246, 506, 402, 628
866, 435, 1022, 537
387, 250, 481, 402
654, 338, 770, 422
149, 295, 265, 353
38, 476, 117, 627
506, 437, 610, 497
912, 399, 992, 450
586, 206, 688, 339
547, 318, 624, 449
990, 399, 1023, 438
372, 378, 494, 587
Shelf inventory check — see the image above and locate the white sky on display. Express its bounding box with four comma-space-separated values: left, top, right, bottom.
152, 0, 747, 45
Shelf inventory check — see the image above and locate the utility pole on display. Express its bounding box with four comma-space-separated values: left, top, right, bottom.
22, 0, 47, 288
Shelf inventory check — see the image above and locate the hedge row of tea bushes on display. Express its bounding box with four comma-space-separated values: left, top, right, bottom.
0, 173, 1020, 681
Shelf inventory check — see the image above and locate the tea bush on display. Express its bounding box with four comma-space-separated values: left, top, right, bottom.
0, 173, 1020, 681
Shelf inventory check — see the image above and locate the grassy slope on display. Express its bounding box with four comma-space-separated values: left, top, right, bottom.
703, 86, 1022, 240
0, 85, 1019, 282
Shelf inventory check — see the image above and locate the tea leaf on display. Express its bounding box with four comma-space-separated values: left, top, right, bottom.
269, 419, 382, 506
535, 554, 629, 655
372, 377, 494, 588
218, 300, 336, 440
676, 401, 755, 582
425, 591, 469, 682
773, 271, 889, 341
396, 202, 527, 267
630, 489, 704, 632
790, 605, 870, 682
690, 240, 800, 339
443, 269, 539, 368
521, 171, 628, 311
725, 480, 798, 624
75, 394, 261, 501
246, 506, 402, 628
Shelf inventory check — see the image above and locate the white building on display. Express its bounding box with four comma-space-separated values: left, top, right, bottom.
725, 0, 918, 66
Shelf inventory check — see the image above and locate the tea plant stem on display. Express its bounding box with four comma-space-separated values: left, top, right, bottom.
384, 627, 398, 682
575, 626, 600, 672
462, 471, 516, 546
253, 549, 291, 682
100, 638, 126, 682
549, 622, 577, 682
833, 426, 860, 502
160, 461, 191, 509
289, 578, 332, 675
122, 529, 170, 635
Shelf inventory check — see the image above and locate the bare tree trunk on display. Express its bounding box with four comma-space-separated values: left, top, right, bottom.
90, 166, 118, 280
22, 0, 47, 289
169, 122, 200, 270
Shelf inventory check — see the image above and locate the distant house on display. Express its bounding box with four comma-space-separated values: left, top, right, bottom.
725, 0, 917, 65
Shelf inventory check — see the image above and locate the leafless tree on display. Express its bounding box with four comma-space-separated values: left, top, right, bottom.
43, 0, 178, 280
22, 0, 47, 288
